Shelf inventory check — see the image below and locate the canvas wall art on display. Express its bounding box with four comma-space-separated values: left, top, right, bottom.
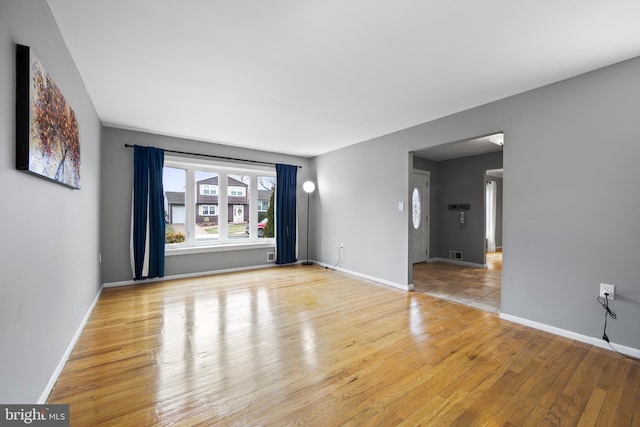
16, 44, 80, 189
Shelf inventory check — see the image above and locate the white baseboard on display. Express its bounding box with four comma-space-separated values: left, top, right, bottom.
500, 313, 640, 358
103, 263, 277, 288
38, 287, 103, 404
430, 257, 486, 269
106, 262, 413, 292
314, 261, 413, 291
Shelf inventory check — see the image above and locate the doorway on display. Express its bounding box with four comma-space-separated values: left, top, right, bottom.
410, 133, 504, 312
411, 170, 430, 264
485, 169, 503, 272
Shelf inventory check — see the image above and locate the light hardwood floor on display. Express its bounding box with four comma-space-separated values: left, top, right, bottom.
413, 255, 502, 313
48, 265, 639, 426
486, 248, 503, 271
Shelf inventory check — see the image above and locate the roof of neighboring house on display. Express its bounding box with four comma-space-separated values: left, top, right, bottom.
166, 191, 185, 204
197, 176, 247, 187
258, 190, 273, 200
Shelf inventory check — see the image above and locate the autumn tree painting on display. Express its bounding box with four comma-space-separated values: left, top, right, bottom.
16, 45, 80, 189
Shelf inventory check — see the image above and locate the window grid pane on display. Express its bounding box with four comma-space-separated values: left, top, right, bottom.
163, 166, 186, 244
195, 171, 219, 241
228, 174, 249, 240
257, 176, 275, 238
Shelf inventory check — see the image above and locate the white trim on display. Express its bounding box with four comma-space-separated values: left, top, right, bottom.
104, 263, 277, 288
166, 241, 274, 256
315, 261, 413, 291
430, 257, 487, 269
500, 313, 640, 358
39, 287, 103, 403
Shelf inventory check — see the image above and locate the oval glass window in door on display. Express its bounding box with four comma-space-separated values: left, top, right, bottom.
412, 187, 421, 229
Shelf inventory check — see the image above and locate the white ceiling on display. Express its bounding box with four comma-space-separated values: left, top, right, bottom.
47, 1, 640, 158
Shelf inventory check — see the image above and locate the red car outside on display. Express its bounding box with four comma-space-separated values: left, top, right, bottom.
246, 218, 268, 237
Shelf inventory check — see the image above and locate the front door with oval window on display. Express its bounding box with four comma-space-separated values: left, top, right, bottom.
411, 171, 430, 264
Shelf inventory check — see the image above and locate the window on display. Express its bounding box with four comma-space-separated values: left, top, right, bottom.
257, 176, 275, 237
227, 174, 249, 240
194, 171, 219, 242
163, 166, 186, 243
200, 184, 217, 195
200, 205, 217, 216
163, 156, 276, 251
228, 186, 245, 197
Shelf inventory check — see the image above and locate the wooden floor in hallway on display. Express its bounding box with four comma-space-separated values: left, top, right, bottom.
47, 264, 640, 425
413, 251, 502, 313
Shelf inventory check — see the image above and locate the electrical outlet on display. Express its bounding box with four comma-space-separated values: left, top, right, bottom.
600, 283, 615, 300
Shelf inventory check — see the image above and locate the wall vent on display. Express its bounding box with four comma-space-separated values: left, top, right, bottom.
449, 251, 463, 260
267, 252, 276, 262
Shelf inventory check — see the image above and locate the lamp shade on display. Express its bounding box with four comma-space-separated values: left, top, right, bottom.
303, 181, 315, 193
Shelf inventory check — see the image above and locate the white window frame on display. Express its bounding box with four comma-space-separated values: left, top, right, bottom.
200, 184, 218, 196
228, 186, 246, 197
164, 156, 276, 255
200, 205, 217, 216
258, 200, 269, 212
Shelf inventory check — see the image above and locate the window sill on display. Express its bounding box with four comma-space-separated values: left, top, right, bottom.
166, 240, 275, 256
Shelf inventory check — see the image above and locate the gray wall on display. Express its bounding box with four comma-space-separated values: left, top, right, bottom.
314, 137, 410, 285
0, 1, 102, 402
312, 56, 640, 349
101, 127, 312, 284
437, 152, 503, 264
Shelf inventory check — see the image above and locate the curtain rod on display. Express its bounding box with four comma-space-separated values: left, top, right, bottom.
124, 144, 302, 169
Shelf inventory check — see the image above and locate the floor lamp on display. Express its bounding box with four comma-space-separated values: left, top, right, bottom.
302, 181, 315, 265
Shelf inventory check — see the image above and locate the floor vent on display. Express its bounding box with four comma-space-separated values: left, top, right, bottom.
267, 252, 276, 262
449, 251, 463, 260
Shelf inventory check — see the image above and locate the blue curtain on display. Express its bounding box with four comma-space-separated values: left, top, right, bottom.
275, 164, 298, 264
132, 145, 165, 279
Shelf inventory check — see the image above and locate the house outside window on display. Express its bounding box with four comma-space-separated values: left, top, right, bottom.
163, 157, 276, 250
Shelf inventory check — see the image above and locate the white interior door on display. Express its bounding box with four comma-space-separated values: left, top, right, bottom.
411, 170, 430, 264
